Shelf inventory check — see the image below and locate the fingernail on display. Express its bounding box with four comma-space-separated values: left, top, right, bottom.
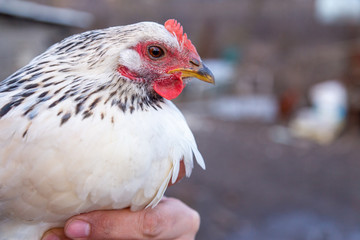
42, 232, 60, 240
65, 219, 91, 238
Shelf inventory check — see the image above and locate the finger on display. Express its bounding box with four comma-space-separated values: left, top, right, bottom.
150, 197, 200, 239
64, 197, 200, 240
42, 228, 71, 240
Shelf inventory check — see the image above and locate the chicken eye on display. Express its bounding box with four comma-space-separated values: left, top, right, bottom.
147, 46, 165, 59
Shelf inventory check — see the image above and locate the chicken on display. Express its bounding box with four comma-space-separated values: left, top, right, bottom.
0, 19, 214, 239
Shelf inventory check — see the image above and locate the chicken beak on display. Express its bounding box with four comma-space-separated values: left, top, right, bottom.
168, 62, 215, 84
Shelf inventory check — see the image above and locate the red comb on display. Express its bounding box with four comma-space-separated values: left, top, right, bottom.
164, 19, 197, 54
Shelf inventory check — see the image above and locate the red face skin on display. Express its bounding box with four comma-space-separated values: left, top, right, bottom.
117, 41, 201, 100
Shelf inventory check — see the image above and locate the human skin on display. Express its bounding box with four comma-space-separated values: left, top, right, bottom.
42, 197, 200, 240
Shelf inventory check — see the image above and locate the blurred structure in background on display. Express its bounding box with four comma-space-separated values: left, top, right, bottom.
0, 0, 94, 78
290, 80, 347, 144
1, 0, 360, 239
0, 0, 94, 27
316, 0, 360, 24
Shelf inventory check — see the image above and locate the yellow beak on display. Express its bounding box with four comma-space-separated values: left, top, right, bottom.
168, 62, 215, 84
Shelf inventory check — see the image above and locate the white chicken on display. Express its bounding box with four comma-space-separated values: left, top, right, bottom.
0, 19, 214, 239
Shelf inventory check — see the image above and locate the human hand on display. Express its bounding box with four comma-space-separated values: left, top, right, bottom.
42, 197, 200, 240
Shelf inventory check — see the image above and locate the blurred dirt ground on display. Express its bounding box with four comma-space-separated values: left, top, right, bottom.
167, 109, 360, 240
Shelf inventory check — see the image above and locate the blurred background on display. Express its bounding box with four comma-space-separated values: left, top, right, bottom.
1, 0, 360, 239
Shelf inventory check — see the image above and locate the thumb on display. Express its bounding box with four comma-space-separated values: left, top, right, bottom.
64, 208, 149, 240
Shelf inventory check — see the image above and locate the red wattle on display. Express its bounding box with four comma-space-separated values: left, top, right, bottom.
153, 76, 185, 100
